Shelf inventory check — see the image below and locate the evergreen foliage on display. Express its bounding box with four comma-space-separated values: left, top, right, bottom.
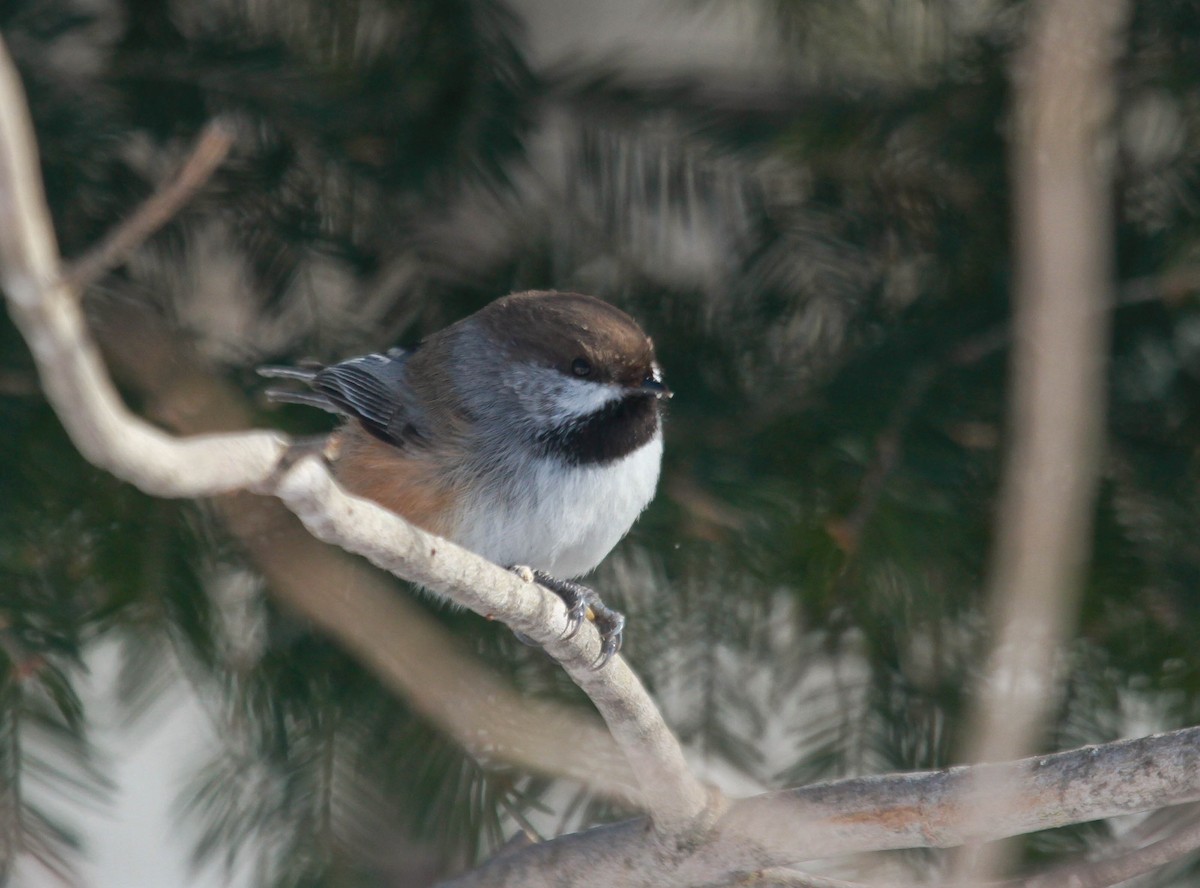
3, 0, 1200, 883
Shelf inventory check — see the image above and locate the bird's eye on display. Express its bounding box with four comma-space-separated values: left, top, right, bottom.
571, 357, 592, 377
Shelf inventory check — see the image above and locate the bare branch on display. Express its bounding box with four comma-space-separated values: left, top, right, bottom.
747, 869, 890, 887
64, 120, 235, 291
440, 727, 1200, 888
92, 301, 644, 803
753, 809, 1200, 888
952, 0, 1130, 881
0, 47, 286, 497
273, 455, 715, 833
0, 34, 711, 836
4, 18, 1200, 888
226, 491, 650, 798
1019, 809, 1200, 888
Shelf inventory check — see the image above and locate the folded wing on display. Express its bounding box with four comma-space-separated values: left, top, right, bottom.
259, 349, 426, 448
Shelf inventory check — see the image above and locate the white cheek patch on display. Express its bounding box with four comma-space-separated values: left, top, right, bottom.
551, 375, 623, 419
509, 364, 623, 426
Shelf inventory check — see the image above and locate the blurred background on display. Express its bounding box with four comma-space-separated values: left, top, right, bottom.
3, 0, 1200, 885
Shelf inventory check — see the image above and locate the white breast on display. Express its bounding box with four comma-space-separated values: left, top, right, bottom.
451, 429, 664, 578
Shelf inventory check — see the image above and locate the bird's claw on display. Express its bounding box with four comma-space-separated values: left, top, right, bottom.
562, 599, 589, 641
507, 567, 625, 669
592, 610, 624, 669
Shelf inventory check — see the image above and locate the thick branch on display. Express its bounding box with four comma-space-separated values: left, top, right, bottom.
954, 0, 1128, 880
750, 811, 1200, 888
440, 727, 1200, 887
1021, 812, 1200, 888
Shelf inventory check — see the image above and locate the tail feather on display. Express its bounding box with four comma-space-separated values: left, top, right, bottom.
258, 351, 416, 439
263, 389, 341, 413
258, 363, 343, 414
257, 365, 320, 382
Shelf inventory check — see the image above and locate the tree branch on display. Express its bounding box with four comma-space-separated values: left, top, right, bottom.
952, 0, 1129, 880
1019, 808, 1200, 888
0, 33, 711, 836
439, 727, 1200, 887
752, 809, 1200, 888
272, 456, 716, 833
5, 20, 1200, 888
0, 59, 285, 497
64, 120, 235, 292
745, 869, 891, 887
91, 300, 642, 804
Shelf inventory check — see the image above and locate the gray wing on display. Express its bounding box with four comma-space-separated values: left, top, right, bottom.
260, 348, 427, 448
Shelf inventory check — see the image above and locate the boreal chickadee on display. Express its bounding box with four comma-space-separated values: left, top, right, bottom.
260, 290, 670, 666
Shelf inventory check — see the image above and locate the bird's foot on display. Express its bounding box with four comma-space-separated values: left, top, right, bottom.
533, 570, 626, 669
506, 566, 625, 669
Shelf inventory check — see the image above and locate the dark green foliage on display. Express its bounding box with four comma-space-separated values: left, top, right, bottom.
4, 0, 1200, 884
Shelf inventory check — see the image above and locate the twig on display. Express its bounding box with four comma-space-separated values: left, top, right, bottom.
0, 50, 287, 496
64, 120, 235, 291
827, 363, 937, 554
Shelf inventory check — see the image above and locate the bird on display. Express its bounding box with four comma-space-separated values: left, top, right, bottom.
259, 290, 670, 666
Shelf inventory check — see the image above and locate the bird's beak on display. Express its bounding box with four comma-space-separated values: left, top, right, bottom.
639, 376, 672, 400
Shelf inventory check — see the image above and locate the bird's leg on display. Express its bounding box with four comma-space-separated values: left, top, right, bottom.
266, 434, 335, 487
506, 566, 626, 669
281, 434, 334, 467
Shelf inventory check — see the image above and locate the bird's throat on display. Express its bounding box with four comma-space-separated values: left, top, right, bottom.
536, 394, 661, 466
